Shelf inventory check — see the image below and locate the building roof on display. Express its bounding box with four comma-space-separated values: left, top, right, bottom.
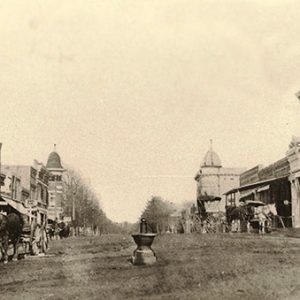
46, 151, 63, 169
201, 150, 222, 168
224, 175, 288, 195
201, 140, 222, 168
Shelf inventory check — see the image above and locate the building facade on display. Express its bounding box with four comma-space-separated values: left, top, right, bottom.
46, 146, 65, 221
0, 147, 66, 224
33, 160, 50, 224
0, 168, 27, 215
194, 141, 245, 212
225, 137, 300, 228
2, 165, 35, 206
1, 163, 49, 224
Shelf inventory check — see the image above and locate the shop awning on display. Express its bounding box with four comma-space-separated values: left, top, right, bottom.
245, 200, 265, 207
224, 176, 287, 197
239, 176, 287, 191
198, 195, 222, 202
257, 185, 270, 193
224, 187, 238, 195
1, 195, 29, 215
239, 189, 256, 201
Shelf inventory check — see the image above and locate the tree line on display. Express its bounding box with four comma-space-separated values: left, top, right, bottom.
62, 167, 124, 234
62, 167, 186, 235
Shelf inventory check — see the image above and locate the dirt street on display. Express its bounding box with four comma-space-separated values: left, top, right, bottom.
0, 233, 300, 300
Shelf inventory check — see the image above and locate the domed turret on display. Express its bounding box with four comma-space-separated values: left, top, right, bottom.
201, 140, 222, 168
46, 144, 63, 170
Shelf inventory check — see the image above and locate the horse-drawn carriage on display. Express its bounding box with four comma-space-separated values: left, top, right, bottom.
226, 200, 277, 233
186, 195, 276, 234
0, 210, 48, 263
180, 195, 227, 234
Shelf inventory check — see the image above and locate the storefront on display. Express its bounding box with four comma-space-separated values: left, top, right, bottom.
225, 156, 292, 227
0, 194, 35, 224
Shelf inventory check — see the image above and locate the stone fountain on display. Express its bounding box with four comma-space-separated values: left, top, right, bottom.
131, 218, 157, 265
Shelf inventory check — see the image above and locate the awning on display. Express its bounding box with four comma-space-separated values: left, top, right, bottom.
257, 185, 270, 193
225, 176, 288, 196
239, 190, 255, 201
1, 195, 29, 215
198, 195, 222, 202
224, 187, 239, 195
245, 200, 265, 207
239, 176, 287, 191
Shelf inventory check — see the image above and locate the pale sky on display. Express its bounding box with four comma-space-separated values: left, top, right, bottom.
1, 0, 300, 222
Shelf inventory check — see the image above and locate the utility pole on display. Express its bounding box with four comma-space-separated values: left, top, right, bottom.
72, 191, 76, 223
71, 177, 77, 236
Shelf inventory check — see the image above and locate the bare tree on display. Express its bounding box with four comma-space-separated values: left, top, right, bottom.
63, 166, 125, 235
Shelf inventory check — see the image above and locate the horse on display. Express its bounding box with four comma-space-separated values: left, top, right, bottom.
46, 221, 56, 241
255, 204, 276, 234
0, 213, 24, 263
227, 203, 277, 234
226, 205, 252, 232
58, 222, 70, 239
47, 224, 55, 241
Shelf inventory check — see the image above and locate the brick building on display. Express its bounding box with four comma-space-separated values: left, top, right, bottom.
46, 145, 65, 221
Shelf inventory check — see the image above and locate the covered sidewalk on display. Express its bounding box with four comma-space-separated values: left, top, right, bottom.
224, 176, 292, 228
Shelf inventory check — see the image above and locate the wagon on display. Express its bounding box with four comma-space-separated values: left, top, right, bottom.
20, 220, 48, 257
0, 212, 48, 261
186, 195, 228, 233
226, 200, 276, 233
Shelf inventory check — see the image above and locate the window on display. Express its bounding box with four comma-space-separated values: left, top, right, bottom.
49, 197, 55, 207
30, 186, 36, 200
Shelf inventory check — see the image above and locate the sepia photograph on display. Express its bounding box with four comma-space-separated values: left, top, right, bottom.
1, 1, 300, 299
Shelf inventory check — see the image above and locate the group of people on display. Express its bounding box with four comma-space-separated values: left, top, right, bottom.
47, 218, 70, 240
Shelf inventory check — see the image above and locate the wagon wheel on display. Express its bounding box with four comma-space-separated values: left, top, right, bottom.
31, 224, 42, 255
191, 215, 202, 233
40, 226, 49, 253
204, 215, 218, 233
30, 224, 48, 255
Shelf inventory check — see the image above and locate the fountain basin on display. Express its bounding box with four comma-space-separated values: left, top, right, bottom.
132, 233, 156, 248
131, 233, 157, 265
